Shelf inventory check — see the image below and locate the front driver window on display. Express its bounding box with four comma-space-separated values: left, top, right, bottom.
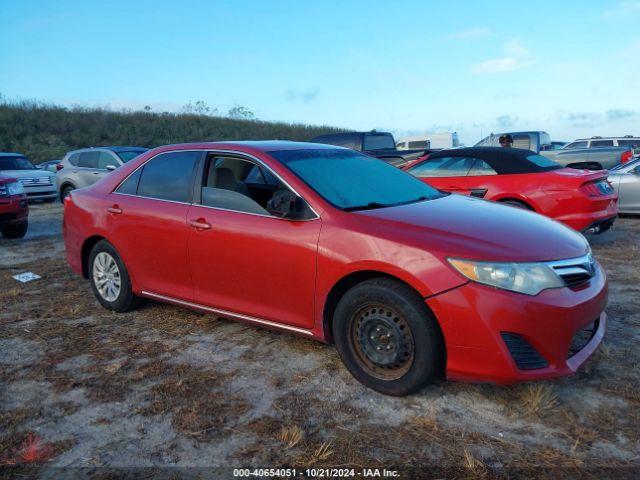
199, 155, 294, 216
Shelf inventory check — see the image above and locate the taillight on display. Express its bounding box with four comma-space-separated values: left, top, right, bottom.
580, 179, 614, 197
56, 163, 64, 171
621, 150, 633, 164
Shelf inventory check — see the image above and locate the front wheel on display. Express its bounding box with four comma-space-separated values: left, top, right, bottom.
333, 278, 444, 396
1, 221, 28, 239
89, 240, 138, 312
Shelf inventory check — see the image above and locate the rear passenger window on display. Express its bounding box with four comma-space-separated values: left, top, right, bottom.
590, 140, 614, 148
78, 151, 99, 168
468, 159, 497, 176
137, 151, 200, 203
512, 135, 531, 150
115, 169, 142, 195
408, 157, 475, 177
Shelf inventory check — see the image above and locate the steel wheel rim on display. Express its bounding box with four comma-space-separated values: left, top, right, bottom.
350, 303, 415, 380
92, 252, 121, 302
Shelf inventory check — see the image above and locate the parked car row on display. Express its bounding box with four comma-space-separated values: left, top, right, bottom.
475, 131, 638, 170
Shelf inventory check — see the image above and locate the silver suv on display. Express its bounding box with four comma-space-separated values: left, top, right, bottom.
563, 136, 640, 149
56, 147, 148, 201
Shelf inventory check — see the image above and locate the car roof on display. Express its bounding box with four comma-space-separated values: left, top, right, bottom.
0, 152, 27, 157
148, 140, 345, 155
427, 147, 556, 174
70, 146, 148, 153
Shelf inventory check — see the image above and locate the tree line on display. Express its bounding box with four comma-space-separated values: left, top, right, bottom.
0, 96, 344, 163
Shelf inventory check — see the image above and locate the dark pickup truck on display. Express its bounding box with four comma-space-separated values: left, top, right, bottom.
309, 131, 429, 167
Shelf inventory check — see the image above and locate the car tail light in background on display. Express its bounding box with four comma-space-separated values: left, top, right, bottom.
621, 150, 633, 164
581, 178, 614, 197
56, 163, 64, 171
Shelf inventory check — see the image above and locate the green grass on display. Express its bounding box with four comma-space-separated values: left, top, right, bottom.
0, 97, 345, 163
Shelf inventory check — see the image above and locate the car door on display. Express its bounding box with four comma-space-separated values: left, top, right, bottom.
106, 150, 202, 301
405, 156, 474, 193
465, 158, 499, 199
75, 151, 103, 187
618, 165, 640, 213
186, 152, 321, 330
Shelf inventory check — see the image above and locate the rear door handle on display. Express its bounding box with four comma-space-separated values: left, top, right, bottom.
189, 218, 212, 231
107, 205, 123, 214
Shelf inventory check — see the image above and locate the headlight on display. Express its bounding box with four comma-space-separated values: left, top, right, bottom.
448, 258, 564, 296
6, 181, 25, 196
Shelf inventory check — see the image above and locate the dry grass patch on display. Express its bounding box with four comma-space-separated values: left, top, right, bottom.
520, 384, 559, 417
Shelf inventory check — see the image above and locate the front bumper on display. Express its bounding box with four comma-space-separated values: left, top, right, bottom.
0, 195, 29, 227
426, 264, 607, 383
25, 187, 57, 200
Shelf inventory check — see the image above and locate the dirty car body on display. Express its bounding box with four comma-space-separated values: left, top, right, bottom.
63, 142, 608, 394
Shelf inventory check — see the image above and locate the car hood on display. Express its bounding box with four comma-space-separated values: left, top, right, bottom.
0, 169, 55, 179
0, 174, 18, 184
355, 194, 589, 263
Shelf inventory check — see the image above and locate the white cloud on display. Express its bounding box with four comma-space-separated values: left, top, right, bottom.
448, 27, 490, 40
472, 39, 532, 74
503, 39, 530, 58
603, 1, 640, 17
473, 58, 522, 74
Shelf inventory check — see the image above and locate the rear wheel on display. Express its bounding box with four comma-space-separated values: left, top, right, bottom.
89, 240, 138, 312
333, 278, 443, 396
500, 199, 531, 210
61, 185, 75, 203
1, 221, 28, 239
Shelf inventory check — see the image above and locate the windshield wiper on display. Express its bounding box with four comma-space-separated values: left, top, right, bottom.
343, 202, 391, 212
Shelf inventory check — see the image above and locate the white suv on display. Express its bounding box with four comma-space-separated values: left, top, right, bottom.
563, 136, 640, 149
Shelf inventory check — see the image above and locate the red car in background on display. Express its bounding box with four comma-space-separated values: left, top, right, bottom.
63, 142, 607, 395
0, 174, 29, 238
403, 147, 618, 234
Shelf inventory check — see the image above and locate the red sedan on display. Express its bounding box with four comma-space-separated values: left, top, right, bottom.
63, 142, 607, 395
0, 174, 29, 238
403, 147, 618, 234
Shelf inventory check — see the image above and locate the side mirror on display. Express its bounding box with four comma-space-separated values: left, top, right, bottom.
267, 190, 312, 220
105, 164, 117, 171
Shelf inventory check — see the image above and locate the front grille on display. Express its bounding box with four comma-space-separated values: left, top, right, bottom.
547, 254, 596, 287
19, 176, 53, 187
567, 319, 599, 358
501, 332, 549, 370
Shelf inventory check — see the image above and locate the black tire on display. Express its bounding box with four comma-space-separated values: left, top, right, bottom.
501, 199, 531, 210
333, 278, 444, 396
1, 221, 28, 239
61, 185, 75, 203
88, 240, 138, 312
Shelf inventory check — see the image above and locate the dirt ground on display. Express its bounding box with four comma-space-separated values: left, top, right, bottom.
1, 203, 639, 478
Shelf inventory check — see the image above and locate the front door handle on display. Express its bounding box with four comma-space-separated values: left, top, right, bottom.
107, 205, 123, 214
92, 171, 101, 175
189, 218, 212, 231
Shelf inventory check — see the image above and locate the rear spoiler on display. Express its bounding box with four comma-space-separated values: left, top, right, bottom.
566, 162, 604, 171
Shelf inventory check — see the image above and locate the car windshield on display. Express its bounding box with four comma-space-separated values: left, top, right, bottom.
0, 155, 35, 170
270, 148, 442, 211
115, 151, 146, 162
526, 154, 562, 171
363, 134, 395, 151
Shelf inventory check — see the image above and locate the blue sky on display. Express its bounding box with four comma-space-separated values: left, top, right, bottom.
1, 0, 638, 144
